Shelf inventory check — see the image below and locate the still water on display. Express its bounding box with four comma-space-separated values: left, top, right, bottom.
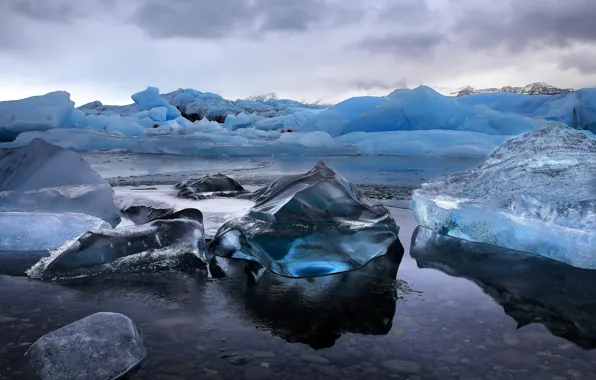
1, 156, 595, 380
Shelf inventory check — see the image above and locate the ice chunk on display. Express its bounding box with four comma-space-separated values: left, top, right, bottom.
174, 173, 247, 200
131, 87, 181, 120
148, 106, 168, 122
411, 226, 596, 348
25, 312, 145, 380
412, 126, 596, 269
277, 131, 336, 148
0, 91, 74, 141
105, 119, 146, 137
0, 139, 120, 225
210, 161, 401, 277
213, 239, 404, 348
114, 193, 175, 225
0, 212, 109, 276
27, 209, 207, 280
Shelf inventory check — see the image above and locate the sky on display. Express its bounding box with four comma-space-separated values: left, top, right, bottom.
1, 0, 596, 105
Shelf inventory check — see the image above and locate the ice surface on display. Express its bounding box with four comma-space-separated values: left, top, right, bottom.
303, 86, 545, 137
412, 126, 596, 269
411, 226, 596, 348
25, 312, 145, 380
27, 209, 207, 280
0, 91, 74, 141
175, 173, 247, 200
210, 161, 401, 277
0, 139, 120, 225
114, 193, 175, 225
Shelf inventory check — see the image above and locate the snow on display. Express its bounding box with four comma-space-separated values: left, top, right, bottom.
412, 126, 596, 269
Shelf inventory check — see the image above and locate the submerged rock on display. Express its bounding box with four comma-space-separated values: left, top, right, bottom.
27, 209, 207, 280
0, 212, 109, 276
412, 126, 596, 269
25, 312, 145, 380
175, 173, 247, 200
0, 139, 120, 226
210, 161, 401, 278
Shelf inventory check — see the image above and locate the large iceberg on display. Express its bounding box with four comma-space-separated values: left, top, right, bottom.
0, 91, 75, 142
411, 226, 596, 348
27, 209, 207, 280
0, 139, 120, 225
210, 161, 402, 277
412, 126, 596, 269
26, 312, 145, 380
0, 212, 108, 276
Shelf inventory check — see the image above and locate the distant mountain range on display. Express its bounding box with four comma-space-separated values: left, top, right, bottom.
246, 92, 280, 101
451, 82, 574, 97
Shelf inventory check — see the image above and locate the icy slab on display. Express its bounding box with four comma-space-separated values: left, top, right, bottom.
411, 226, 596, 348
27, 209, 207, 280
131, 87, 181, 120
0, 212, 109, 276
412, 126, 596, 269
25, 312, 145, 380
175, 174, 247, 200
0, 91, 74, 141
114, 193, 175, 225
0, 139, 120, 225
210, 161, 401, 277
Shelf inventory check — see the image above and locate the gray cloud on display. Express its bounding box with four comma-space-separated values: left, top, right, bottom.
355, 32, 446, 58
560, 52, 596, 74
348, 78, 408, 91
453, 0, 596, 52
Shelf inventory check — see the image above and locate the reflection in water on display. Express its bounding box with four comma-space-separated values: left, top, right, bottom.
411, 226, 596, 349
216, 240, 405, 349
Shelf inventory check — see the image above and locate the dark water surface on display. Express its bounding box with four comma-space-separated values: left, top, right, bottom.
2, 156, 596, 379
2, 208, 596, 380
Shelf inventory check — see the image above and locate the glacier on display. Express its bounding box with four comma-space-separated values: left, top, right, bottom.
0, 85, 595, 158
210, 161, 402, 278
26, 312, 145, 380
412, 126, 596, 269
0, 139, 120, 225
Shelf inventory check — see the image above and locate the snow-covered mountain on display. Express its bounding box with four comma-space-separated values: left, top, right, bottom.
453, 82, 574, 97
246, 92, 280, 101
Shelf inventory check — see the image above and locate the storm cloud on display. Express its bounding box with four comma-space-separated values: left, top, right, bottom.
0, 0, 594, 105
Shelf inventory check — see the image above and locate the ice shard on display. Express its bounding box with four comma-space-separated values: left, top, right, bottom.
210, 161, 401, 278
25, 312, 145, 380
174, 173, 247, 200
412, 126, 596, 269
0, 139, 120, 226
27, 209, 207, 280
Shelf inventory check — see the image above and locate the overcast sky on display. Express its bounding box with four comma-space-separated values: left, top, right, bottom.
1, 0, 595, 105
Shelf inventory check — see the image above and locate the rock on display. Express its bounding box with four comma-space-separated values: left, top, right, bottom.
381, 360, 421, 374
244, 366, 272, 380
25, 312, 145, 380
175, 173, 247, 200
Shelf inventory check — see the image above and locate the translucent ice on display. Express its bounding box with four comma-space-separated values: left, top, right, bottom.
210, 161, 401, 277
175, 173, 247, 200
0, 91, 74, 141
114, 193, 175, 225
0, 212, 109, 276
25, 312, 145, 380
0, 139, 120, 225
131, 87, 181, 120
412, 126, 596, 269
27, 209, 207, 280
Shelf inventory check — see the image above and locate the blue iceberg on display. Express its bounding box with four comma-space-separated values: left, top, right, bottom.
210, 161, 402, 278
412, 126, 596, 269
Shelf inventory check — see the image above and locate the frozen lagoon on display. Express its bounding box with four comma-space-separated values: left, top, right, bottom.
2, 154, 596, 379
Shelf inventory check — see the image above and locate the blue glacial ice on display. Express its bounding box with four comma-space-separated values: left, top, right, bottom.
0, 139, 120, 225
27, 209, 207, 280
0, 91, 75, 142
210, 161, 402, 278
412, 126, 596, 269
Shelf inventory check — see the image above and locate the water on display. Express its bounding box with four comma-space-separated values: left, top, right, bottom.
2, 155, 596, 380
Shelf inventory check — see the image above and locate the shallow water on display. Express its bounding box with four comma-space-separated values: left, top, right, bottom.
2, 156, 596, 380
